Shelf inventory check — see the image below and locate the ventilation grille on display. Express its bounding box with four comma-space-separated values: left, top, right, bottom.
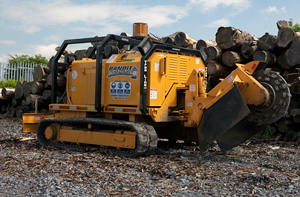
168, 56, 188, 81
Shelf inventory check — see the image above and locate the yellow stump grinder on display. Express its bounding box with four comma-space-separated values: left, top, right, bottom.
23, 25, 291, 157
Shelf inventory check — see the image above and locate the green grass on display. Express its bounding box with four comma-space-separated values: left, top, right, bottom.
0, 79, 19, 88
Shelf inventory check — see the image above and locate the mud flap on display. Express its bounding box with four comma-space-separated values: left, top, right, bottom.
216, 118, 267, 153
197, 85, 250, 151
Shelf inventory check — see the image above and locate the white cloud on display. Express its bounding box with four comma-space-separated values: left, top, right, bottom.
34, 44, 58, 59
0, 1, 188, 34
264, 6, 279, 14
188, 0, 251, 12
0, 40, 16, 45
261, 6, 286, 15
207, 18, 230, 28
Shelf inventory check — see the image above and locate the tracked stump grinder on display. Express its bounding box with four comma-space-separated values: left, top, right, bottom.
23, 24, 291, 157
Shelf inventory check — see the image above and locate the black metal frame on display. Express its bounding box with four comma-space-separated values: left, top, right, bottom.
50, 34, 207, 114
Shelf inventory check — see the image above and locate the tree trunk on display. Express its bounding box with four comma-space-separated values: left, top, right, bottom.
31, 81, 44, 94
47, 72, 66, 89
216, 27, 257, 50
23, 81, 32, 97
33, 64, 50, 82
277, 28, 298, 48
160, 32, 180, 45
258, 33, 278, 51
174, 32, 197, 47
25, 94, 48, 107
196, 40, 216, 50
207, 61, 232, 78
285, 37, 300, 66
207, 46, 222, 61
1, 88, 15, 99
240, 41, 258, 59
253, 51, 276, 65
15, 81, 24, 100
283, 68, 300, 94
42, 90, 52, 101
277, 20, 290, 30
277, 119, 295, 133
12, 97, 20, 107
222, 51, 245, 67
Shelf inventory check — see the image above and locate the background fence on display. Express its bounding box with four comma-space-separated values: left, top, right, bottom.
0, 62, 43, 81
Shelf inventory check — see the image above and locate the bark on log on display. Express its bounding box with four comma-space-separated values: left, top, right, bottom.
12, 97, 20, 107
290, 108, 300, 117
277, 20, 290, 30
240, 41, 258, 59
15, 81, 24, 100
207, 61, 231, 78
253, 51, 276, 65
283, 68, 300, 94
207, 46, 222, 61
23, 81, 32, 97
258, 33, 278, 51
160, 32, 180, 45
1, 88, 15, 99
285, 37, 300, 66
48, 57, 67, 73
278, 28, 298, 48
196, 40, 216, 50
216, 27, 257, 50
25, 94, 47, 107
31, 82, 44, 95
174, 32, 197, 47
120, 32, 132, 37
33, 64, 50, 82
47, 72, 66, 89
74, 50, 87, 61
277, 119, 294, 133
222, 51, 245, 67
42, 90, 52, 101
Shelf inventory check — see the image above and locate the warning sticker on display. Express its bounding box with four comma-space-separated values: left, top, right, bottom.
71, 85, 75, 92
227, 75, 234, 83
106, 54, 118, 63
196, 58, 200, 65
187, 101, 193, 107
190, 84, 196, 92
150, 88, 157, 99
154, 61, 159, 72
110, 81, 131, 100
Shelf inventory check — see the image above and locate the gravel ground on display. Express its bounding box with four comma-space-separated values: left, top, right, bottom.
0, 115, 299, 196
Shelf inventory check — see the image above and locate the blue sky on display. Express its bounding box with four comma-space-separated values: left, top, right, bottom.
0, 0, 299, 62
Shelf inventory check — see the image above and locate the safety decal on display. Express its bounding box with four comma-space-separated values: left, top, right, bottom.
186, 101, 193, 107
154, 61, 159, 72
150, 88, 157, 99
71, 85, 75, 92
106, 54, 118, 63
107, 65, 138, 79
196, 58, 200, 65
72, 70, 78, 79
110, 81, 131, 100
227, 75, 234, 83
190, 84, 196, 92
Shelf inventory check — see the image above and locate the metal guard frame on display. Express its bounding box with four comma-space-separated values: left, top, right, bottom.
50, 34, 208, 115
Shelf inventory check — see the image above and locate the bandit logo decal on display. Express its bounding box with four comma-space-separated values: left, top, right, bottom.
107, 65, 138, 79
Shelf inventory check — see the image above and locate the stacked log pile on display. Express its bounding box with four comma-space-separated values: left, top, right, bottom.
1, 20, 299, 142
157, 21, 300, 142
0, 63, 67, 118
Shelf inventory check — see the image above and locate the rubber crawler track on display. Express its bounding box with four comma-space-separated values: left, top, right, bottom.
37, 118, 158, 157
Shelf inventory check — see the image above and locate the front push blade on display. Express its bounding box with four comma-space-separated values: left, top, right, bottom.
216, 118, 267, 153
197, 85, 250, 151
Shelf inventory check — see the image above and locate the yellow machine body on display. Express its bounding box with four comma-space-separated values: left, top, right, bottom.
22, 34, 290, 156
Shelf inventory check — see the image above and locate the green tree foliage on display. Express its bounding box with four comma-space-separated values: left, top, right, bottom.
288, 19, 300, 32
8, 54, 48, 65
